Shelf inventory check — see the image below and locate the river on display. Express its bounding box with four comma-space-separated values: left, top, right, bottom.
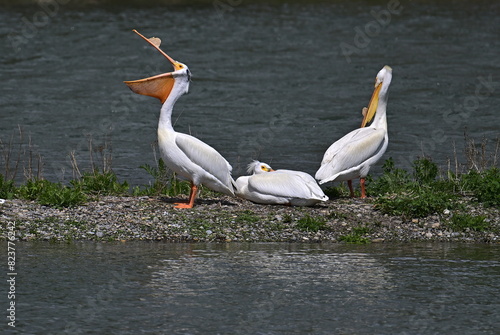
0, 0, 498, 186
3, 241, 500, 334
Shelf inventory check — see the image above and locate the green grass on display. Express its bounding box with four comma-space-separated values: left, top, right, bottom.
367, 156, 499, 219
460, 168, 500, 207
235, 210, 260, 224
133, 159, 188, 196
71, 171, 129, 196
1, 134, 498, 216
296, 215, 326, 232
338, 226, 371, 244
374, 188, 459, 219
324, 184, 351, 199
18, 179, 87, 208
368, 157, 464, 219
448, 214, 491, 232
0, 174, 16, 199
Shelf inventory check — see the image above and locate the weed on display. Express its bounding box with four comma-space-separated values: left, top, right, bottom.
413, 157, 439, 184
71, 171, 129, 196
0, 174, 16, 199
1, 126, 43, 182
374, 188, 458, 219
338, 226, 371, 244
18, 179, 87, 208
460, 167, 500, 207
327, 211, 348, 220
296, 215, 326, 232
366, 157, 412, 196
324, 184, 350, 198
235, 210, 260, 224
448, 214, 490, 232
463, 134, 499, 173
135, 159, 190, 196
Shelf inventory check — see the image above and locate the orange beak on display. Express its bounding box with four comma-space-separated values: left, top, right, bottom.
124, 30, 182, 103
361, 81, 382, 127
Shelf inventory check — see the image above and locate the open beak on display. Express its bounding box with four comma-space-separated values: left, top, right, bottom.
131, 29, 182, 70
360, 80, 382, 127
124, 30, 181, 103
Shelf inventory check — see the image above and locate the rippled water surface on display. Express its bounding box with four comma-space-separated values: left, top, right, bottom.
3, 242, 499, 334
0, 1, 498, 185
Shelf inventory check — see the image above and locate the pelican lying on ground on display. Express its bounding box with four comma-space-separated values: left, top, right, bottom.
315, 66, 393, 198
124, 30, 235, 208
235, 161, 328, 206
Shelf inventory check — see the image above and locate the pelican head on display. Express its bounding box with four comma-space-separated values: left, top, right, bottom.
247, 160, 275, 175
361, 65, 392, 127
124, 29, 190, 103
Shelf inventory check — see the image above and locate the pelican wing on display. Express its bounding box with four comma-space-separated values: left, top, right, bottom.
248, 172, 319, 200
316, 127, 386, 181
276, 170, 326, 199
175, 133, 234, 187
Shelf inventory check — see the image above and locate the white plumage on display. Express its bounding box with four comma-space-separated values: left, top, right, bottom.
235, 161, 328, 206
315, 66, 393, 198
125, 30, 234, 208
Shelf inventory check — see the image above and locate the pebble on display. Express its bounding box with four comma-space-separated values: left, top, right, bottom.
0, 195, 498, 243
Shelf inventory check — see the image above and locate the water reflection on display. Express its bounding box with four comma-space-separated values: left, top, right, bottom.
8, 242, 500, 334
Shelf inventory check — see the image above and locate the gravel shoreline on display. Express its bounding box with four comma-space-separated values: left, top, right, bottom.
1, 195, 499, 243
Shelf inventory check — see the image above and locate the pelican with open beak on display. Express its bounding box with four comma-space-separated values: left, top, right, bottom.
235, 161, 328, 206
315, 66, 392, 198
124, 30, 235, 208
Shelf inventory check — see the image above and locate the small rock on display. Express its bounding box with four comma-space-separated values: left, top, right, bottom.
425, 232, 433, 238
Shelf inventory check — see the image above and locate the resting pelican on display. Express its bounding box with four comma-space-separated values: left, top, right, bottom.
124, 30, 235, 208
235, 161, 328, 206
315, 65, 392, 198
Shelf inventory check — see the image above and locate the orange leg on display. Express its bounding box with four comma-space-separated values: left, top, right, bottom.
347, 180, 355, 197
174, 183, 198, 209
360, 178, 367, 199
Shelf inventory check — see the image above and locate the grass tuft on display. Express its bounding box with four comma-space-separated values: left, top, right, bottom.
296, 215, 326, 232
235, 210, 260, 224
448, 213, 490, 232
71, 171, 129, 196
460, 167, 500, 207
338, 226, 371, 244
134, 158, 191, 196
18, 179, 87, 208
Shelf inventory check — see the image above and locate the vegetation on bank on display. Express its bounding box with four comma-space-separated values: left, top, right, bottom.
1, 130, 499, 242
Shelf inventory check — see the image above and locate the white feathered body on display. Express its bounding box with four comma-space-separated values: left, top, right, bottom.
156, 67, 235, 197
315, 66, 392, 186
235, 163, 328, 206
158, 128, 235, 196
315, 125, 388, 184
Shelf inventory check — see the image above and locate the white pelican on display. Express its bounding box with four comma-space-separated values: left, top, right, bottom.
315, 65, 392, 198
235, 161, 329, 206
124, 30, 235, 208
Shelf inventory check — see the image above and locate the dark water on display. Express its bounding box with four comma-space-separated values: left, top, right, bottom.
2, 241, 499, 334
0, 1, 498, 185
